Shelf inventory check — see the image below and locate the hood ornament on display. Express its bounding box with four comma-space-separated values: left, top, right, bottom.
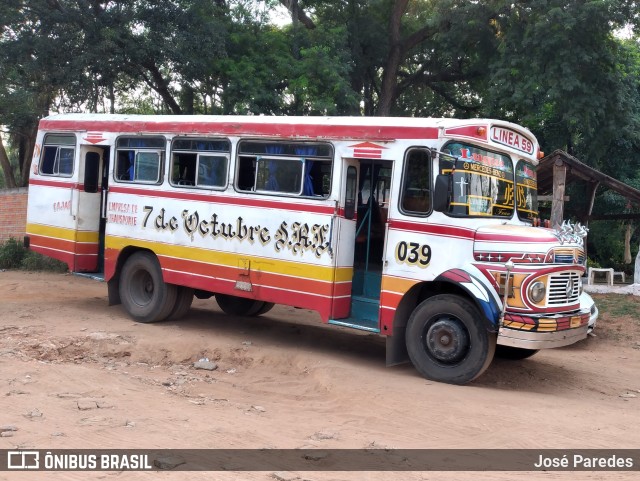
554, 220, 589, 246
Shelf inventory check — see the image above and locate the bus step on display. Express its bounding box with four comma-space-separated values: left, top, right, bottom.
73, 272, 105, 282
351, 270, 382, 299
328, 296, 381, 333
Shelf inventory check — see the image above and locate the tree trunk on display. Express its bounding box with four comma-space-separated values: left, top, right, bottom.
20, 125, 38, 187
280, 0, 316, 29
635, 244, 640, 284
624, 223, 634, 264
377, 0, 409, 116
141, 62, 183, 115
0, 136, 18, 189
109, 83, 115, 114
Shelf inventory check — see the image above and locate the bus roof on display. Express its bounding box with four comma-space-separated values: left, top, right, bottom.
39, 113, 536, 146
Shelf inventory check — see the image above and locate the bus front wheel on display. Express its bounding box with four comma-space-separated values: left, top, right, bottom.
119, 252, 178, 323
406, 294, 496, 384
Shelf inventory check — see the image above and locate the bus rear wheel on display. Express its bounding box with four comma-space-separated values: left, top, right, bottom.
215, 294, 268, 317
406, 294, 496, 385
119, 252, 178, 323
167, 287, 194, 321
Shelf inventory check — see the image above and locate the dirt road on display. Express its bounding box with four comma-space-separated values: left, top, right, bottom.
0, 271, 638, 480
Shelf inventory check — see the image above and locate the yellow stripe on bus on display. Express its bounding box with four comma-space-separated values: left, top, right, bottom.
381, 275, 419, 294
26, 223, 99, 243
106, 235, 352, 283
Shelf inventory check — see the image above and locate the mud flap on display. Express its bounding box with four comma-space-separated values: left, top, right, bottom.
386, 324, 409, 366
108, 277, 121, 306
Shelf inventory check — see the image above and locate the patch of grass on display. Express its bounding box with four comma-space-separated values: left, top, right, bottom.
0, 238, 68, 272
591, 294, 640, 344
592, 294, 640, 320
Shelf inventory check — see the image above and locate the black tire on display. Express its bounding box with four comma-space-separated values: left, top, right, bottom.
119, 251, 178, 323
254, 302, 275, 316
215, 294, 266, 316
405, 294, 496, 384
495, 345, 539, 360
194, 289, 214, 300
167, 286, 194, 321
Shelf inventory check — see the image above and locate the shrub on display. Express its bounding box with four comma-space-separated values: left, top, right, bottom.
0, 238, 67, 272
0, 238, 25, 269
21, 251, 68, 272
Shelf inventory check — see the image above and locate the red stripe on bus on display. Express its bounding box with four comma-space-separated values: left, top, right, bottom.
443, 125, 488, 141
388, 220, 476, 240
165, 269, 332, 320
29, 234, 98, 255
39, 119, 440, 141
332, 282, 353, 297
29, 245, 75, 270
108, 186, 336, 215
330, 297, 352, 319
160, 256, 336, 297
475, 232, 557, 244
29, 178, 79, 189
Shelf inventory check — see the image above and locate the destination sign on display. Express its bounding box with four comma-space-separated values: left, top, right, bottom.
490, 126, 534, 155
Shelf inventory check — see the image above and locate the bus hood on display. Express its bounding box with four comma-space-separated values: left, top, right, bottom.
473, 224, 586, 264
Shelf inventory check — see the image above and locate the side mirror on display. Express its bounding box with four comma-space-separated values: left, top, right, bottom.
433, 174, 450, 212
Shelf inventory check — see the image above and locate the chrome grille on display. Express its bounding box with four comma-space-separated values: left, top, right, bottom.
548, 272, 581, 305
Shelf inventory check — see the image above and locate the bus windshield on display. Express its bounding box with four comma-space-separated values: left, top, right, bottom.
440, 142, 514, 218
516, 160, 539, 221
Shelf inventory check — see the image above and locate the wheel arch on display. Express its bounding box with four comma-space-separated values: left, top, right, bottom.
385, 269, 500, 366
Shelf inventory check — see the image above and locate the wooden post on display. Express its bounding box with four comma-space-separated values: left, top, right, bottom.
585, 181, 599, 221
551, 159, 567, 229
582, 180, 599, 261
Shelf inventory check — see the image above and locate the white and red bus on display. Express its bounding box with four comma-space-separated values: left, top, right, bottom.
25, 114, 595, 384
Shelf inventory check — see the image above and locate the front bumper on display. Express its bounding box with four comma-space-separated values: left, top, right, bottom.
497, 309, 590, 349
498, 324, 589, 349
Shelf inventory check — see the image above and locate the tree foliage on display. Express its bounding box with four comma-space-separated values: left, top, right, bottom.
1, 0, 640, 267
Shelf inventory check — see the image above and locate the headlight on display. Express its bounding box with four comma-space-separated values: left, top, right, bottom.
529, 281, 546, 303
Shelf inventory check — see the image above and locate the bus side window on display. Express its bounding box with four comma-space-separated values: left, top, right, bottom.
172, 153, 197, 186
197, 155, 228, 188
117, 151, 134, 180
236, 156, 257, 191
400, 148, 431, 215
40, 134, 76, 177
135, 152, 161, 182
115, 137, 165, 184
235, 140, 333, 197
170, 138, 230, 189
255, 157, 303, 194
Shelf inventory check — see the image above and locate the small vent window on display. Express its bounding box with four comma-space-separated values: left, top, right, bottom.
40, 134, 76, 177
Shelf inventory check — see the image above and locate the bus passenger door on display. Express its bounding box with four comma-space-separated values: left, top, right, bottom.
73, 144, 109, 273
350, 159, 391, 330
329, 158, 392, 332
329, 158, 358, 320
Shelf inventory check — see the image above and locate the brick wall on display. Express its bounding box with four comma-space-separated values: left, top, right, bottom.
0, 188, 28, 243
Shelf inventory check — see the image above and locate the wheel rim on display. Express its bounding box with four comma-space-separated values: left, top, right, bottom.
130, 269, 154, 307
424, 316, 470, 364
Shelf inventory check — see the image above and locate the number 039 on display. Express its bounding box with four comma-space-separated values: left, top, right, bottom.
395, 241, 432, 268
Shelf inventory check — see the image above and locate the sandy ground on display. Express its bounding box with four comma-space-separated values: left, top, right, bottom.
0, 270, 639, 481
